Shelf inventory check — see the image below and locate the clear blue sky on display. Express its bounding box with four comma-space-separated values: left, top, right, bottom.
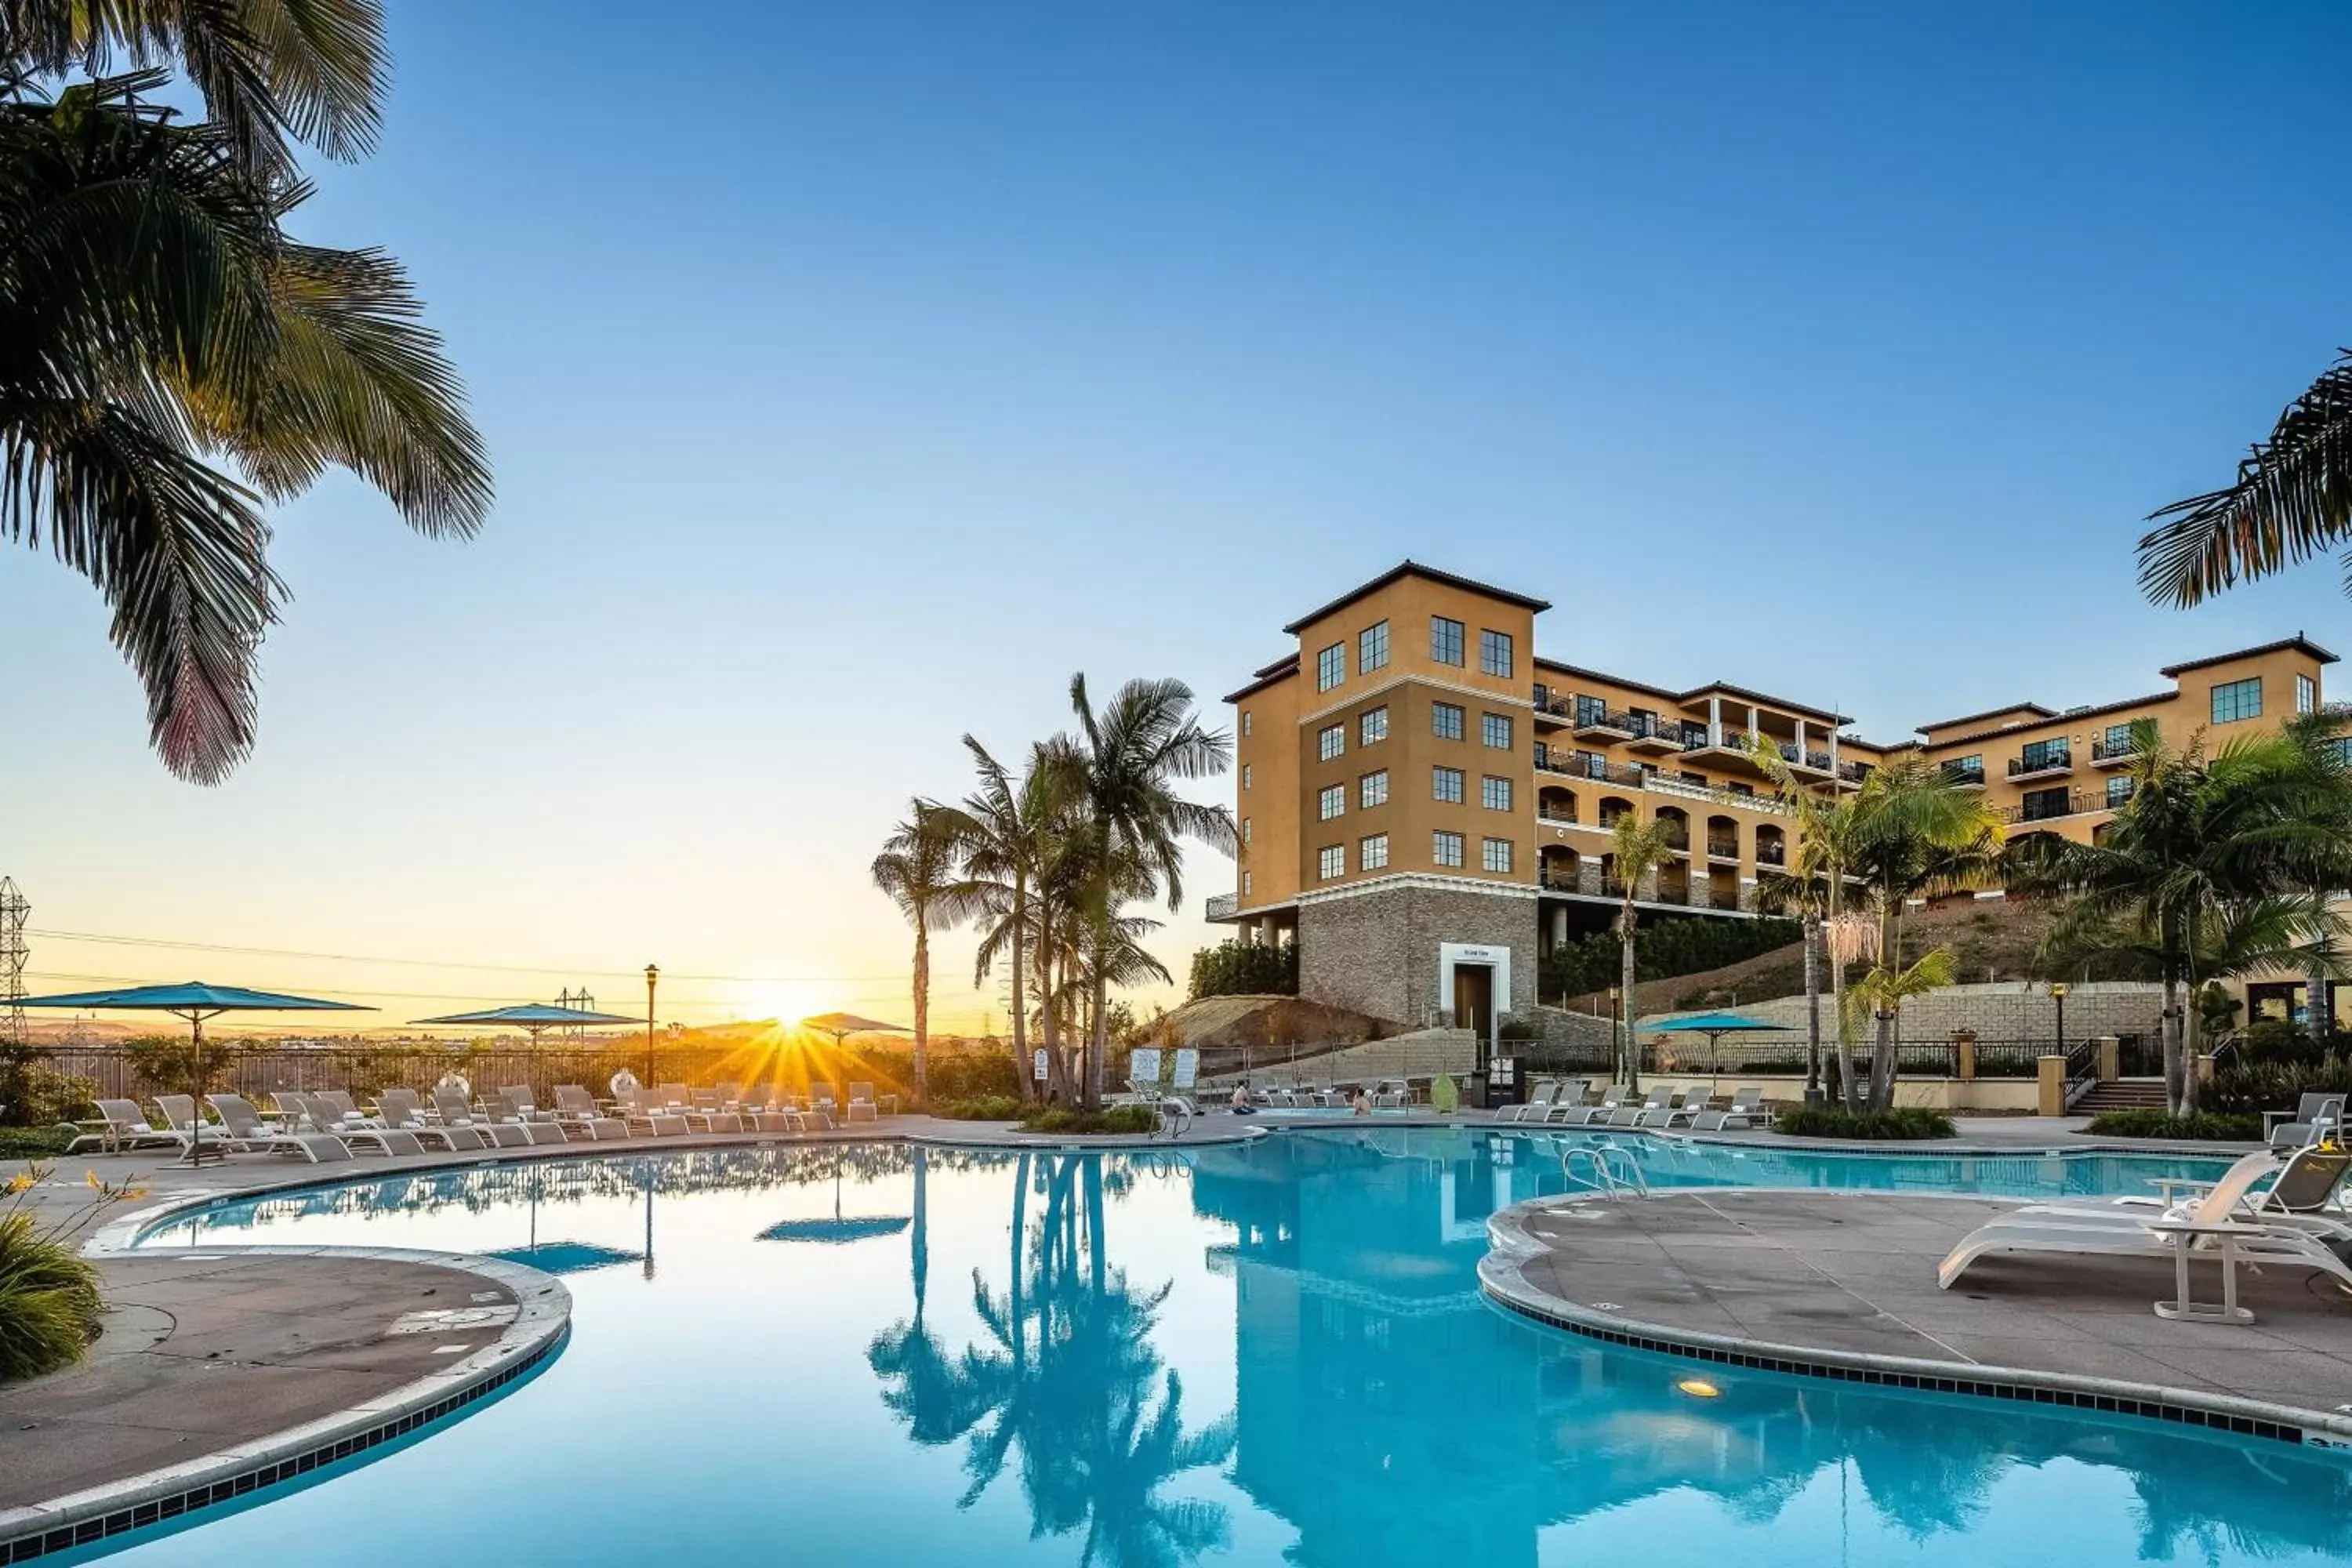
5, 1, 2350, 1028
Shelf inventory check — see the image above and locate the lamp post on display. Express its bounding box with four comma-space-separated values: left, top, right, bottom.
2052, 982, 2069, 1065
644, 964, 659, 1086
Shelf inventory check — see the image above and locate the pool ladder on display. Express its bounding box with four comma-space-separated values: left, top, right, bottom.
1558, 1140, 1651, 1200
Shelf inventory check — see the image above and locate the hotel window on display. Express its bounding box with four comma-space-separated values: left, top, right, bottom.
1241, 764, 1251, 791
1241, 817, 1251, 844
1482, 713, 1513, 750
1945, 753, 1983, 783
1358, 619, 1390, 675
1360, 769, 1389, 809
1432, 702, 1465, 742
1431, 615, 1465, 666
1316, 642, 1345, 691
2212, 676, 2263, 724
2106, 775, 2135, 808
2020, 736, 2069, 771
2300, 673, 2318, 715
1243, 871, 1251, 897
1575, 694, 1608, 727
1359, 833, 1389, 871
1432, 830, 1464, 868
1359, 706, 1390, 746
1318, 723, 1345, 761
1318, 784, 1345, 821
1432, 766, 1465, 804
1240, 711, 1252, 738
1482, 775, 1513, 811
2100, 723, 2134, 754
1318, 844, 1345, 880
2020, 786, 2073, 822
1481, 837, 1513, 874
1479, 629, 1513, 679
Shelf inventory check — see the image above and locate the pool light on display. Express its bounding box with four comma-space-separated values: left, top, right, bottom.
1676, 1377, 1721, 1399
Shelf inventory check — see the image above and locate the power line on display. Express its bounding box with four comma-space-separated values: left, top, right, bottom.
25, 927, 908, 985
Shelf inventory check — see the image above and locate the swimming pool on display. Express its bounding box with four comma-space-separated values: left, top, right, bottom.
73, 1127, 2352, 1566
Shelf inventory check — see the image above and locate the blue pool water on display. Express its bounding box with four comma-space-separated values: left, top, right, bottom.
78, 1127, 2352, 1566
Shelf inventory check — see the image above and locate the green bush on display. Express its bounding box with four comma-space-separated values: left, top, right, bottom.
935, 1094, 1025, 1121
0, 1128, 73, 1160
2236, 1019, 2331, 1069
122, 1033, 244, 1098
0, 1195, 107, 1381
1773, 1105, 1955, 1141
1539, 917, 1800, 1003
2206, 1055, 2352, 1117
1020, 1105, 1160, 1136
1187, 941, 1299, 1000
0, 1048, 95, 1130
2083, 1109, 2263, 1142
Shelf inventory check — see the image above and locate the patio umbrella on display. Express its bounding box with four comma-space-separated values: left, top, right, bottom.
798, 1011, 910, 1050
1644, 1011, 1794, 1094
757, 1150, 909, 1243
411, 1002, 641, 1044
7, 982, 373, 1164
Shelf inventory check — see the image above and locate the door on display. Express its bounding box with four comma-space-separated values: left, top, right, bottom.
1454, 964, 1494, 1042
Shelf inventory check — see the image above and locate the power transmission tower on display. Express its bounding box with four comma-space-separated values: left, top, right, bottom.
0, 878, 27, 1047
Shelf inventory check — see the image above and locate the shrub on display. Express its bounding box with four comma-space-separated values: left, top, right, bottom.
1020, 1105, 1160, 1136
0, 1058, 95, 1131
1773, 1105, 1955, 1141
0, 1165, 140, 1383
122, 1033, 244, 1098
2082, 1109, 2263, 1142
2237, 1019, 2328, 1069
0, 1128, 73, 1161
1188, 941, 1299, 1000
935, 1095, 1025, 1121
2205, 1055, 2352, 1117
1540, 917, 1800, 1003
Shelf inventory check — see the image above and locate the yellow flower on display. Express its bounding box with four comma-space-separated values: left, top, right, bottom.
4, 1173, 31, 1195
85, 1169, 103, 1190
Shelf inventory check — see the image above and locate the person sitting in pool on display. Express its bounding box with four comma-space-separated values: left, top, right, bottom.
1352, 1087, 1374, 1116
1229, 1083, 1255, 1115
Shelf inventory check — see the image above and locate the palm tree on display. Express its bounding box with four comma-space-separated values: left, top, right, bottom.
871, 802, 981, 1105
4, 6, 490, 783
1607, 815, 1678, 1093
2136, 350, 2352, 608
1846, 757, 2003, 1109
1063, 676, 1235, 1108
1846, 947, 1959, 1079
2008, 718, 2352, 1114
1749, 738, 1868, 1107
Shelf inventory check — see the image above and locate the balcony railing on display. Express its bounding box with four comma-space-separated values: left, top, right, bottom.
2090, 737, 2138, 764
1535, 809, 1581, 828
1537, 753, 1649, 787
2002, 789, 2103, 825
1756, 840, 1786, 866
1204, 893, 1238, 920
1942, 763, 1986, 789
1705, 839, 1739, 860
2009, 749, 2074, 779
1571, 706, 1639, 736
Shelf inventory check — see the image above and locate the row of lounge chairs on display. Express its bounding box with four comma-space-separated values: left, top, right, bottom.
1497, 1080, 1772, 1131
65, 1080, 898, 1163
1242, 1077, 1410, 1109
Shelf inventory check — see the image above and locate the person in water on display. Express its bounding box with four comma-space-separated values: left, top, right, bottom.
1230, 1083, 1255, 1115
1352, 1087, 1374, 1116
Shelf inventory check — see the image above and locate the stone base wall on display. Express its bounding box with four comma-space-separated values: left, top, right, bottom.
1638, 980, 2163, 1042
1298, 883, 1538, 1028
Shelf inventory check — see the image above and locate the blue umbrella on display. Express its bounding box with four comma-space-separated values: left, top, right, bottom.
9, 982, 372, 1163
1645, 1011, 1793, 1089
412, 1003, 641, 1044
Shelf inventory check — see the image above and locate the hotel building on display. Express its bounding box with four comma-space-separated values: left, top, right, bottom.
1206, 561, 2334, 1040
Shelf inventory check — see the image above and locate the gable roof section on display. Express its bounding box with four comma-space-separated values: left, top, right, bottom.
1281, 561, 1550, 635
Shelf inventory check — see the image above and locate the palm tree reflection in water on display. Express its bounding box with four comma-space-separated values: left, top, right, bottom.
869, 1150, 1236, 1568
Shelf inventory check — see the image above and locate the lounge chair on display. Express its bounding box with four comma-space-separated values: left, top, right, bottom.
845, 1082, 884, 1123
1632, 1089, 1689, 1128
2048, 1145, 2352, 1240
613, 1081, 689, 1138
1372, 1078, 1407, 1110
682, 1089, 745, 1134
2267, 1093, 2346, 1154
206, 1093, 355, 1163
66, 1099, 193, 1155
288, 1094, 427, 1156
1539, 1079, 1595, 1122
735, 1084, 806, 1134
1938, 1145, 2352, 1307
379, 1087, 490, 1152
434, 1087, 531, 1148
552, 1084, 630, 1140
1606, 1087, 1672, 1127
809, 1084, 840, 1123
318, 1089, 380, 1127
1685, 1087, 1772, 1132
657, 1082, 697, 1113
488, 1087, 570, 1145
1554, 1086, 1627, 1127
1499, 1081, 1559, 1123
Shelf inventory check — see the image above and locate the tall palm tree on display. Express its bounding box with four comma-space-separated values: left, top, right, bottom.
2136, 350, 2352, 608
2008, 719, 2352, 1114
1846, 757, 2003, 1109
2285, 709, 2352, 1043
1749, 738, 1868, 1107
1845, 946, 1959, 1081
4, 5, 490, 783
871, 802, 981, 1105
1063, 676, 1234, 1108
1607, 815, 1678, 1093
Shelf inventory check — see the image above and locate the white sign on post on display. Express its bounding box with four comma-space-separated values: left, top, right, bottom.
1033, 1048, 1050, 1083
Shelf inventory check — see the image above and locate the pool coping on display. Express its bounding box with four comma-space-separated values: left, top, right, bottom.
0, 1245, 572, 1563
1478, 1188, 2352, 1454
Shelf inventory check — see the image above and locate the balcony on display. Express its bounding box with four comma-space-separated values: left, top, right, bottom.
1941, 763, 1986, 790
1756, 840, 1787, 866
1530, 691, 1573, 728
1572, 706, 1639, 740
2089, 737, 2138, 768
2009, 749, 2074, 782
1705, 839, 1739, 862
1537, 753, 1648, 788
1623, 717, 1686, 754
1204, 893, 1238, 921
2001, 789, 2103, 826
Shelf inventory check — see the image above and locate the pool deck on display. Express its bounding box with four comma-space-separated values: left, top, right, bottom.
1483, 1187, 2352, 1447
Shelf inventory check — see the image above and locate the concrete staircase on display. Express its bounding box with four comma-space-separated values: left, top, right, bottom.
2073, 1078, 2169, 1113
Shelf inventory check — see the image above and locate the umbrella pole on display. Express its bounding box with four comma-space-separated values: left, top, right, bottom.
180, 1009, 214, 1168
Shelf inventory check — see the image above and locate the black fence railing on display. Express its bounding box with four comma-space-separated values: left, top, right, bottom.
2009, 750, 2073, 776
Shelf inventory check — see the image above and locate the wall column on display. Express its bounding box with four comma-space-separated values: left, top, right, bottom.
1708, 696, 1722, 746
1794, 717, 1807, 762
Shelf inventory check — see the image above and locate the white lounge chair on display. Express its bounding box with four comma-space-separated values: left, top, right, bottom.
435, 1086, 531, 1148
1684, 1087, 1772, 1131
1938, 1145, 2352, 1313
379, 1087, 489, 1152
552, 1084, 630, 1140
66, 1099, 192, 1155
1606, 1087, 1672, 1127
2267, 1093, 2346, 1154
613, 1080, 689, 1137
735, 1083, 807, 1134
288, 1094, 427, 1156
206, 1094, 355, 1163
1499, 1081, 1559, 1123
1555, 1086, 1628, 1127
1632, 1089, 1689, 1128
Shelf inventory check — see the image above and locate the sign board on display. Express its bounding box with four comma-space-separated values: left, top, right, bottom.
1128, 1047, 1163, 1087
1171, 1048, 1198, 1090
1033, 1047, 1049, 1083
1491, 1055, 1518, 1087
